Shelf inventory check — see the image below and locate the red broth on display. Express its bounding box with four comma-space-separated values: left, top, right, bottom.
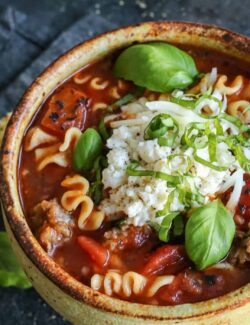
19, 46, 250, 306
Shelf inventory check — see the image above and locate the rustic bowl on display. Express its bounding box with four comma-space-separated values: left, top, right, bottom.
1, 21, 250, 325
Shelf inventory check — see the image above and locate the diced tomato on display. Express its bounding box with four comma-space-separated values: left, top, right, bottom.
77, 236, 110, 267
159, 270, 203, 305
41, 85, 88, 135
141, 245, 189, 276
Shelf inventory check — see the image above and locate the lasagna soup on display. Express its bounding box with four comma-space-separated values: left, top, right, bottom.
19, 43, 250, 305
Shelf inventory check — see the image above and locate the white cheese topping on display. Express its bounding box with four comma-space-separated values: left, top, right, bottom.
100, 76, 248, 226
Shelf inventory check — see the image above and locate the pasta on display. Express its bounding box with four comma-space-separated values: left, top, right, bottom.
92, 102, 108, 111
146, 275, 174, 297
61, 174, 104, 230
109, 86, 121, 99
73, 74, 91, 84
215, 75, 244, 95
24, 126, 58, 151
36, 146, 69, 171
59, 127, 81, 152
90, 271, 174, 298
90, 77, 109, 90
31, 127, 81, 171
227, 100, 250, 123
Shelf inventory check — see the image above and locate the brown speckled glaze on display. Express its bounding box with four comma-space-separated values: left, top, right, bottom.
1, 22, 250, 324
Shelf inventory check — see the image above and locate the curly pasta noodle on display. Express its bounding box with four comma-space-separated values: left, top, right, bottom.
59, 127, 81, 152
73, 74, 91, 84
109, 86, 121, 99
35, 144, 69, 171
92, 102, 108, 111
36, 127, 81, 171
24, 127, 58, 151
61, 174, 104, 230
25, 126, 81, 171
90, 271, 174, 298
146, 275, 174, 297
90, 77, 109, 90
228, 100, 250, 123
215, 75, 244, 95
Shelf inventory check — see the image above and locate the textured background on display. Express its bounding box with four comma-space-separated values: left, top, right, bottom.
0, 0, 249, 324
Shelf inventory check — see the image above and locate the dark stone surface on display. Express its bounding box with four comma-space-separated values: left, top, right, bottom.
0, 0, 249, 324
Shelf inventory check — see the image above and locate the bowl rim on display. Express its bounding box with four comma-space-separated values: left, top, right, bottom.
1, 20, 250, 321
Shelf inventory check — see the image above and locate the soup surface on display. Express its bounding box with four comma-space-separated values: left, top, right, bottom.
19, 44, 250, 305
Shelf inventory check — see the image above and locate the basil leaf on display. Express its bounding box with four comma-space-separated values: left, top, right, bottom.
113, 42, 198, 92
185, 199, 235, 270
0, 232, 31, 288
159, 212, 180, 242
73, 128, 103, 172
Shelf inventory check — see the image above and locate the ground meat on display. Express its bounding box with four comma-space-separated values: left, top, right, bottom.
229, 226, 250, 265
33, 199, 74, 254
103, 224, 155, 253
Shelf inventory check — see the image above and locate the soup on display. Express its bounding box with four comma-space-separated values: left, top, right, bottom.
18, 43, 250, 306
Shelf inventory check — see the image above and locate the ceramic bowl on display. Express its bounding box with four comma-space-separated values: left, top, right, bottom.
1, 22, 250, 325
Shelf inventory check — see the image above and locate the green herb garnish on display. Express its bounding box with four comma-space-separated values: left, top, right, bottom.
114, 42, 198, 92
144, 114, 179, 147
73, 128, 103, 172
185, 199, 235, 270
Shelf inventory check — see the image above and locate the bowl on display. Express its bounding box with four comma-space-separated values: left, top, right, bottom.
1, 21, 250, 325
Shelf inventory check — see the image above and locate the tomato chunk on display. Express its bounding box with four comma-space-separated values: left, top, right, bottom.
78, 236, 110, 267
41, 85, 88, 135
141, 245, 188, 276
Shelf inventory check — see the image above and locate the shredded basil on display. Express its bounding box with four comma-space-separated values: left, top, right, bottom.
173, 214, 184, 236
156, 190, 176, 217
193, 150, 228, 171
184, 123, 208, 149
234, 144, 250, 171
214, 118, 224, 135
98, 118, 110, 141
170, 96, 197, 109
107, 87, 145, 112
208, 133, 217, 162
126, 161, 182, 185
159, 212, 180, 242
89, 155, 108, 204
144, 114, 179, 147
